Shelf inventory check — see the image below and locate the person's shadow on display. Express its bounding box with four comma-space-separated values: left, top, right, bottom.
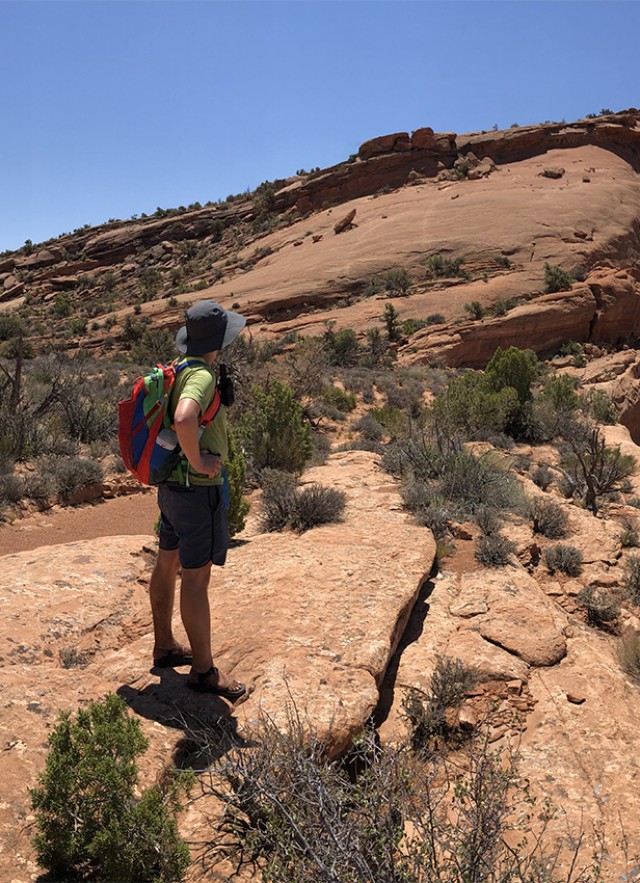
117, 668, 244, 769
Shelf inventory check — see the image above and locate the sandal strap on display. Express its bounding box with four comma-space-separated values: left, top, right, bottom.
196, 665, 219, 683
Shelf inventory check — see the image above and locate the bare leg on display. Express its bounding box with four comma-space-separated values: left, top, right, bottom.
149, 548, 188, 656
181, 563, 243, 691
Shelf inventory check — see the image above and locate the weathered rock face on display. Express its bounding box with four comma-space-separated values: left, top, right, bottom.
0, 451, 435, 882
400, 268, 640, 369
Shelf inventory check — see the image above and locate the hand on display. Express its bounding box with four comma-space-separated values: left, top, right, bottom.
198, 451, 222, 477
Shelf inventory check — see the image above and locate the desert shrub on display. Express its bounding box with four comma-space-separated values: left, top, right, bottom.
191, 712, 600, 883
321, 384, 356, 413
544, 262, 574, 293
226, 436, 250, 538
560, 421, 636, 513
259, 471, 345, 533
50, 456, 103, 501
577, 584, 620, 629
583, 389, 618, 424
323, 327, 361, 367
283, 337, 329, 400
618, 631, 640, 682
289, 484, 347, 532
485, 346, 537, 433
354, 414, 385, 441
544, 543, 583, 576
0, 314, 26, 340
130, 327, 176, 365
59, 646, 90, 669
258, 469, 298, 532
491, 297, 517, 316
30, 694, 190, 883
0, 472, 24, 506
623, 554, 640, 605
464, 300, 486, 320
538, 374, 580, 420
382, 267, 411, 295
438, 449, 523, 519
23, 471, 58, 504
475, 532, 516, 567
52, 293, 72, 318
474, 504, 502, 535
425, 254, 467, 279
430, 371, 518, 442
382, 303, 401, 340
531, 463, 553, 490
240, 380, 313, 474
619, 521, 639, 550
368, 405, 408, 438
530, 497, 568, 538
402, 655, 477, 756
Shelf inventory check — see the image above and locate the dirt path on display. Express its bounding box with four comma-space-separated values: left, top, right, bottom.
0, 491, 159, 556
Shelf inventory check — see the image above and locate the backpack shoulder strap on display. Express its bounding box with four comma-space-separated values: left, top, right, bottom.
173, 357, 222, 428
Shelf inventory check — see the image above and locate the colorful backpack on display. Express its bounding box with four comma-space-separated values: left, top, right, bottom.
118, 358, 221, 486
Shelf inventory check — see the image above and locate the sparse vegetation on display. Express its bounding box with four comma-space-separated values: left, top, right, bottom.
259, 470, 346, 533
530, 497, 568, 538
577, 584, 620, 629
623, 554, 640, 605
618, 630, 640, 682
544, 262, 574, 293
544, 543, 583, 576
425, 253, 468, 279
475, 532, 517, 566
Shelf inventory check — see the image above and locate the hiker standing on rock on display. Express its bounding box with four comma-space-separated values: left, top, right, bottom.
150, 300, 247, 702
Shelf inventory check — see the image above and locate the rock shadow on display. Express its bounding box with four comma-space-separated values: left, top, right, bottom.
372, 574, 436, 729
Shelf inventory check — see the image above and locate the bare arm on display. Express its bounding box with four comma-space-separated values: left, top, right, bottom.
173, 397, 221, 477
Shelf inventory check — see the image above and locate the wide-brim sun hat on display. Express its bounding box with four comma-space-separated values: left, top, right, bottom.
175, 300, 246, 354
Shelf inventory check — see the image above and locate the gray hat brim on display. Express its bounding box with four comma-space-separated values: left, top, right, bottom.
175, 307, 246, 354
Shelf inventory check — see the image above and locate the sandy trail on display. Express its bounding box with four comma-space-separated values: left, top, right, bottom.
0, 491, 159, 556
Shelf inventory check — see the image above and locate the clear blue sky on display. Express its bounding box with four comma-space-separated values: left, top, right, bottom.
1, 0, 638, 252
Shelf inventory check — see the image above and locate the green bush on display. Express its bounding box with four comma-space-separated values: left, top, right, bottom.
239, 380, 313, 473
425, 254, 467, 279
368, 405, 408, 439
619, 520, 639, 548
464, 300, 486, 320
530, 497, 568, 538
30, 694, 190, 882
321, 384, 356, 413
544, 262, 574, 293
545, 543, 583, 576
382, 267, 411, 296
323, 327, 361, 367
225, 436, 250, 538
430, 371, 518, 442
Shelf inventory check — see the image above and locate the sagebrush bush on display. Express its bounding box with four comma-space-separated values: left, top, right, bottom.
51, 456, 103, 501
402, 655, 477, 757
30, 694, 190, 883
577, 585, 620, 629
623, 554, 640, 605
545, 543, 583, 576
259, 469, 298, 532
289, 484, 347, 532
618, 631, 640, 682
619, 520, 639, 548
475, 532, 516, 567
531, 463, 553, 490
544, 262, 574, 293
321, 384, 356, 413
354, 414, 385, 441
530, 497, 568, 538
259, 473, 346, 534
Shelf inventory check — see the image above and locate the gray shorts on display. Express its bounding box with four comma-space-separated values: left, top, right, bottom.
157, 483, 229, 569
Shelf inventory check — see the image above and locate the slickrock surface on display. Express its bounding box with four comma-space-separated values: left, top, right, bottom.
378, 555, 640, 864
0, 450, 434, 882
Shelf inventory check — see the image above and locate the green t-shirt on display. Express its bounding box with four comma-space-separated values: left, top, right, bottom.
167, 357, 228, 486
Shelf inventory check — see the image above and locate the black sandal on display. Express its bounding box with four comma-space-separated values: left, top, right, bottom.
153, 648, 193, 669
187, 665, 246, 702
